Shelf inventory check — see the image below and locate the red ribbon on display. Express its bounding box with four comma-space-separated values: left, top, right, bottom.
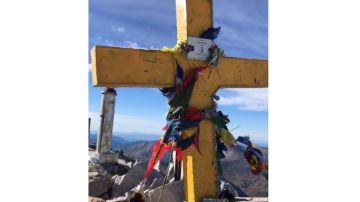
142, 140, 183, 183
184, 107, 204, 121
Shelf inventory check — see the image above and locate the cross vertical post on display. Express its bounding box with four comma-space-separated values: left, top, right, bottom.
176, 1, 218, 201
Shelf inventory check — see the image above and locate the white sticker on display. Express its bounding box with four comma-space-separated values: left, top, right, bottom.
187, 37, 215, 61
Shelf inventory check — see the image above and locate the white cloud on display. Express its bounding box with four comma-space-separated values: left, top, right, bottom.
123, 41, 141, 49
116, 27, 125, 33
218, 88, 268, 112
89, 112, 164, 135
104, 40, 114, 46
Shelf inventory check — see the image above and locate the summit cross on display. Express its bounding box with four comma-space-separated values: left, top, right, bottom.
91, 0, 268, 201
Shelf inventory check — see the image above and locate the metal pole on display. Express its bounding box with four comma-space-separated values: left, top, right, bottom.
96, 87, 117, 154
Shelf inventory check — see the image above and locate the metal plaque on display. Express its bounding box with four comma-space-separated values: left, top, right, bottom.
187, 37, 215, 61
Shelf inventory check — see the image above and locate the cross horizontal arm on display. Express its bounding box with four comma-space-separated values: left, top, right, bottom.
91, 46, 176, 87
217, 57, 268, 88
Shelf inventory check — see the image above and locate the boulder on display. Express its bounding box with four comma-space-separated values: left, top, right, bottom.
117, 164, 130, 176
103, 163, 120, 175
89, 196, 105, 202
89, 162, 107, 176
118, 152, 136, 164
111, 162, 163, 198
89, 177, 112, 197
117, 159, 127, 166
111, 175, 138, 198
89, 172, 100, 178
149, 177, 164, 190
133, 160, 142, 167
126, 161, 134, 168
219, 180, 238, 197
111, 175, 120, 184
145, 180, 184, 202
105, 193, 129, 202
88, 163, 113, 180
89, 162, 100, 172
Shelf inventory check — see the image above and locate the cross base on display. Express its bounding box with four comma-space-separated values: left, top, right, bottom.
90, 152, 119, 164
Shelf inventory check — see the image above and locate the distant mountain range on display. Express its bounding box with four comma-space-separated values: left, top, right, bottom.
89, 132, 268, 148
89, 133, 160, 149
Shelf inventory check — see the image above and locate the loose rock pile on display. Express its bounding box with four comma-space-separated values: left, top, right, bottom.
88, 148, 263, 202
89, 150, 185, 202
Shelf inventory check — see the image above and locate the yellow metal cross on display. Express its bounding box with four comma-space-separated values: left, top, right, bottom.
91, 0, 267, 201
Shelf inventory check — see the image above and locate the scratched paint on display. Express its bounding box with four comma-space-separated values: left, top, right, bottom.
92, 47, 267, 89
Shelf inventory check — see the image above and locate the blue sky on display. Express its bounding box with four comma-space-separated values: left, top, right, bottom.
88, 0, 268, 145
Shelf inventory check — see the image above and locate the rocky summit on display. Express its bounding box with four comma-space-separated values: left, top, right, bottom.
89, 145, 268, 202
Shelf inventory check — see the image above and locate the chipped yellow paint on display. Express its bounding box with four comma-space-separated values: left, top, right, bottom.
90, 0, 268, 201
176, 0, 213, 42
218, 57, 268, 88
91, 46, 176, 88
183, 120, 218, 201
185, 155, 195, 202
91, 48, 267, 89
